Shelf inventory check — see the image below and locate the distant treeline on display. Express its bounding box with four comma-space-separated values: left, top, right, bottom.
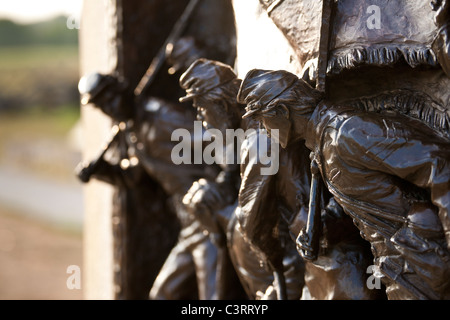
0, 16, 78, 47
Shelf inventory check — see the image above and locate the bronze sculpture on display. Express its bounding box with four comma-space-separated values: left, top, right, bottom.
179, 58, 304, 300
77, 71, 226, 300
77, 72, 182, 299
77, 0, 450, 300
237, 68, 450, 299
77, 0, 240, 300
180, 58, 382, 300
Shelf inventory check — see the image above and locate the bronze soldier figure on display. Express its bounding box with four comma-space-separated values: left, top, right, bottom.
181, 59, 380, 300
237, 68, 450, 300
77, 0, 450, 301
77, 0, 239, 300
179, 58, 305, 300
77, 71, 225, 299
77, 72, 184, 299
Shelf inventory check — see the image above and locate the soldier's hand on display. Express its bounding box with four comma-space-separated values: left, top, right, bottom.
183, 179, 222, 234
184, 178, 223, 211
296, 227, 316, 261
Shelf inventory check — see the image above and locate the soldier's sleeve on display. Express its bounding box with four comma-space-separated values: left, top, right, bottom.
336, 113, 450, 248
237, 129, 279, 260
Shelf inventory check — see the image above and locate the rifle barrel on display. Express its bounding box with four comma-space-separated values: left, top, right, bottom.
134, 0, 201, 96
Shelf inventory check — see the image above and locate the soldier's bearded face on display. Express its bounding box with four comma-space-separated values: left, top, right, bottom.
195, 97, 234, 135
261, 114, 291, 148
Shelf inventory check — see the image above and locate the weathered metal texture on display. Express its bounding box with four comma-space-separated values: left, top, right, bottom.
260, 0, 440, 74
259, 0, 450, 135
328, 0, 438, 74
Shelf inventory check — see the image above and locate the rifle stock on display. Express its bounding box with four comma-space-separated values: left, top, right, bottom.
296, 154, 322, 261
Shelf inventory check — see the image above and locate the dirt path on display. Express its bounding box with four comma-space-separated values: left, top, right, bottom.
0, 165, 84, 231
0, 206, 83, 300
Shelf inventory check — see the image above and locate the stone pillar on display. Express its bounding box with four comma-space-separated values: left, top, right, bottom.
79, 0, 186, 300
79, 0, 119, 300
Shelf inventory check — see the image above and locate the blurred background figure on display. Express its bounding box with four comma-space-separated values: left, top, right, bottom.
0, 0, 84, 299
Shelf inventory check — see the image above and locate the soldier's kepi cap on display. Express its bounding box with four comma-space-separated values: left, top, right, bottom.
78, 72, 116, 105
237, 69, 298, 119
179, 58, 237, 103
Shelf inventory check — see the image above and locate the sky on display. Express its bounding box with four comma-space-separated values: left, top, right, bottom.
0, 0, 83, 24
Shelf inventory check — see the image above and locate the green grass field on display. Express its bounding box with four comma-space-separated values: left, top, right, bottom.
0, 106, 80, 139
0, 104, 81, 182
0, 45, 79, 69
0, 42, 80, 128
0, 45, 80, 111
0, 44, 81, 181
